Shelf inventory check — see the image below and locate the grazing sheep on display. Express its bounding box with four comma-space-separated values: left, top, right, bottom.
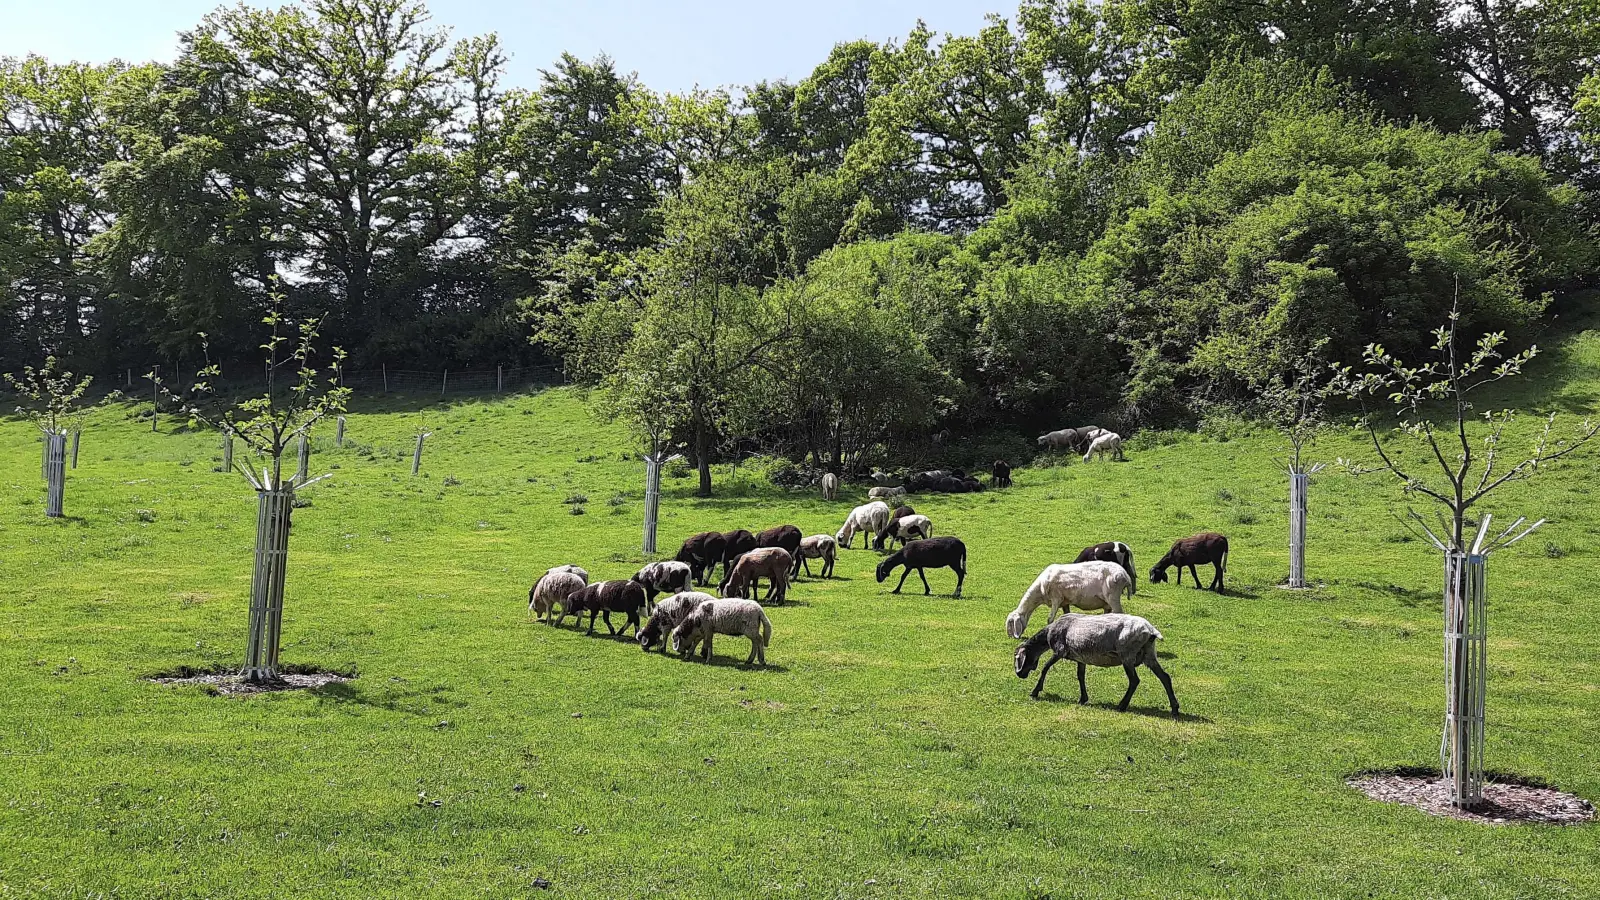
992, 460, 1012, 489
638, 591, 715, 652
528, 569, 587, 623
868, 486, 908, 503
873, 505, 916, 549
869, 470, 900, 487
837, 501, 892, 549
1082, 431, 1124, 462
559, 580, 646, 637
675, 532, 727, 586
720, 547, 792, 605
631, 561, 693, 609
1005, 561, 1131, 639
1014, 613, 1179, 716
876, 536, 967, 598
794, 534, 838, 578
545, 564, 589, 582
891, 504, 915, 520
756, 524, 802, 560
670, 597, 773, 665
820, 473, 840, 500
873, 512, 933, 550
1075, 541, 1136, 594
721, 529, 758, 580
1037, 426, 1105, 454
1150, 532, 1229, 592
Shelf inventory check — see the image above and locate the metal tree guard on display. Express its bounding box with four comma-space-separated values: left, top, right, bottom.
43, 430, 66, 518
1412, 512, 1543, 807
1286, 462, 1325, 588
641, 444, 683, 555
242, 486, 293, 682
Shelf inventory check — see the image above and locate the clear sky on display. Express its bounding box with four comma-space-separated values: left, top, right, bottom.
0, 0, 1007, 93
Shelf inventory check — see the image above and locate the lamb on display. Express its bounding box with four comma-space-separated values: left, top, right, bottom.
1082, 430, 1124, 463
637, 591, 716, 653
558, 579, 646, 637
1005, 561, 1131, 639
820, 472, 840, 500
1150, 532, 1229, 592
876, 536, 967, 598
528, 568, 588, 624
1014, 613, 1179, 716
670, 597, 773, 666
868, 486, 908, 503
1075, 541, 1136, 594
720, 547, 792, 605
755, 524, 802, 559
631, 560, 693, 610
836, 501, 892, 549
720, 529, 758, 580
992, 460, 1012, 489
794, 534, 838, 579
675, 531, 727, 586
873, 513, 932, 551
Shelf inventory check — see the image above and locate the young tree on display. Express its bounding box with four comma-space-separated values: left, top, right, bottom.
1260, 367, 1330, 588
5, 357, 97, 517
162, 296, 350, 683
1333, 305, 1598, 807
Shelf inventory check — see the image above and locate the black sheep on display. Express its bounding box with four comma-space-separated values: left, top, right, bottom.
876, 536, 967, 598
721, 529, 758, 580
1150, 532, 1229, 592
561, 580, 646, 636
1075, 540, 1136, 594
992, 460, 1012, 489
675, 531, 727, 586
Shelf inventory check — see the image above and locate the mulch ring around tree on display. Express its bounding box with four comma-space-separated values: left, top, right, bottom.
1348, 769, 1595, 825
146, 664, 354, 696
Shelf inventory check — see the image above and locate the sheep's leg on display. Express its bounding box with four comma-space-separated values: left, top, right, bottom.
1147, 658, 1180, 718
1031, 652, 1064, 699
1188, 565, 1201, 588
917, 568, 932, 595
602, 610, 617, 635
952, 565, 964, 598
744, 636, 758, 665
702, 633, 713, 662
1211, 562, 1224, 592
892, 567, 910, 594
586, 610, 598, 635
1117, 664, 1141, 712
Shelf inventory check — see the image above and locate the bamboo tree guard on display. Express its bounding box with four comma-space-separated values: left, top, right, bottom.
641, 445, 684, 554
335, 415, 346, 446
412, 431, 432, 475
1286, 463, 1326, 588
43, 431, 66, 518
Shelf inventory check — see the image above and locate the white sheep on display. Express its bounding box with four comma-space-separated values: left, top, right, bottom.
631, 560, 693, 610
1013, 612, 1179, 716
528, 566, 590, 623
820, 473, 839, 500
794, 534, 837, 578
836, 500, 892, 549
868, 485, 907, 503
637, 591, 715, 652
670, 597, 773, 665
546, 564, 589, 582
1006, 561, 1131, 639
1083, 431, 1124, 462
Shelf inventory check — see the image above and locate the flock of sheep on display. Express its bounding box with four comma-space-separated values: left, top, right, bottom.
525, 424, 1229, 718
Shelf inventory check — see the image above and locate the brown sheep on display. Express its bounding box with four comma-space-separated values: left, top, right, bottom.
559, 580, 646, 636
1150, 532, 1229, 592
720, 547, 792, 605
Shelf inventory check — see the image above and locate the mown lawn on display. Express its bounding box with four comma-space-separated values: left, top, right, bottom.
2, 332, 1599, 898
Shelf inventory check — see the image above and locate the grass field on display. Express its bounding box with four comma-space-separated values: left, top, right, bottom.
3, 327, 1600, 898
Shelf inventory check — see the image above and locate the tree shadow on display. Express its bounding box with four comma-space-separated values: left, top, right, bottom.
310, 681, 463, 717
1353, 580, 1437, 609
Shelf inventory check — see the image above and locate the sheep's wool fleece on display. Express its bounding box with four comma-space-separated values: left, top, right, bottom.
653, 592, 715, 628
533, 571, 586, 606
1044, 613, 1161, 667
687, 598, 769, 637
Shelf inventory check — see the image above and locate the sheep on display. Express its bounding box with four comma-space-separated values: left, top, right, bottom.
670, 597, 773, 665
794, 534, 837, 579
876, 536, 967, 598
836, 501, 891, 549
873, 504, 917, 549
868, 486, 908, 503
869, 470, 900, 487
1150, 532, 1229, 592
873, 512, 932, 551
1005, 561, 1131, 639
756, 524, 802, 560
528, 569, 588, 624
820, 472, 840, 500
992, 460, 1012, 489
890, 504, 916, 520
631, 560, 693, 610
558, 579, 646, 637
1075, 541, 1136, 594
1014, 613, 1179, 716
720, 529, 758, 580
720, 547, 792, 605
675, 532, 727, 586
1082, 430, 1124, 463
1037, 426, 1105, 454
637, 591, 716, 653
545, 564, 589, 582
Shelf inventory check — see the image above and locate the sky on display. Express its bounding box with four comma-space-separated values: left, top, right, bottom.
0, 0, 1007, 93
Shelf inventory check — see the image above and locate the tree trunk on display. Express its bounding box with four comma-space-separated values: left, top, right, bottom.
242, 488, 294, 684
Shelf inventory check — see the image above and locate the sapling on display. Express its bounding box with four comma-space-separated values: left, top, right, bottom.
5, 358, 116, 517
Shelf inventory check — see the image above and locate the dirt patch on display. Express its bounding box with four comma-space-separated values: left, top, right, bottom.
1348, 770, 1594, 825
146, 666, 353, 696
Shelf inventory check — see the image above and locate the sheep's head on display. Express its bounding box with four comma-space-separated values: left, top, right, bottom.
1005, 610, 1027, 640
874, 557, 894, 583
638, 621, 660, 651
1036, 435, 1048, 447
1148, 566, 1168, 584
1015, 644, 1041, 678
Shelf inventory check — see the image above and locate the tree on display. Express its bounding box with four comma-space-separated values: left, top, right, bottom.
162, 293, 350, 683
1332, 304, 1599, 807
4, 357, 101, 517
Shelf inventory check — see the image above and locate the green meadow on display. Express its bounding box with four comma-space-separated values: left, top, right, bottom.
2, 325, 1599, 899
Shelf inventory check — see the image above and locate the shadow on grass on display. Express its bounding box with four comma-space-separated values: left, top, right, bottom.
1030, 692, 1212, 723
1353, 580, 1437, 609
672, 654, 791, 673
309, 681, 460, 717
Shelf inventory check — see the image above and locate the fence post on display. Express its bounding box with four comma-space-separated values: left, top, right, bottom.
222, 429, 234, 472
242, 487, 294, 683
44, 431, 66, 518
382, 364, 388, 393
296, 432, 309, 483
412, 432, 431, 475
1442, 549, 1487, 808
151, 365, 159, 432
441, 370, 448, 398
497, 365, 503, 392
70, 429, 80, 469
335, 415, 346, 447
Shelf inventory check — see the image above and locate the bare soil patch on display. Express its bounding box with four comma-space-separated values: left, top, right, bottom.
146, 665, 353, 696
1348, 770, 1594, 825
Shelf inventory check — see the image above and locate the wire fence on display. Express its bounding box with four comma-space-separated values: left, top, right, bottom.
110, 363, 566, 398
